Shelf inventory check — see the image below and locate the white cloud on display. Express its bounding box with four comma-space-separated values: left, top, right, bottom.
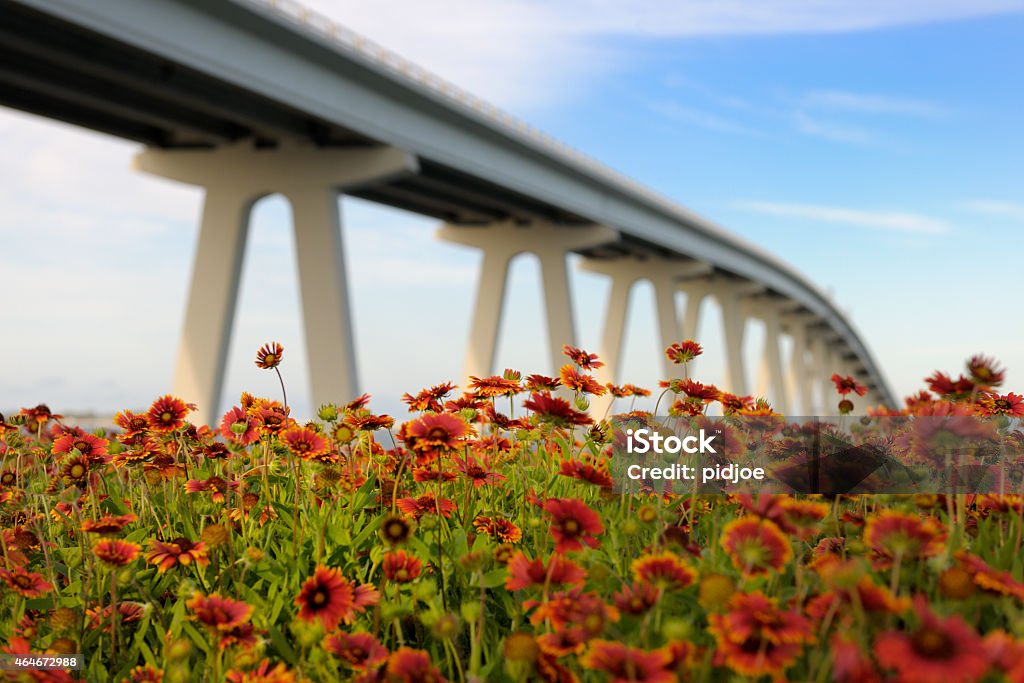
296, 0, 1024, 111
648, 102, 760, 136
959, 200, 1024, 221
801, 90, 946, 117
737, 201, 952, 234
793, 111, 874, 144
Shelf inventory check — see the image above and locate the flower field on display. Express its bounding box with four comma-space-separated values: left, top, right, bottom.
3, 342, 1024, 682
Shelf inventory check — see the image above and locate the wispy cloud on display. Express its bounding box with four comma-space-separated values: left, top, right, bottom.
737, 201, 952, 234
649, 102, 760, 136
959, 200, 1024, 221
792, 111, 875, 144
300, 0, 1024, 111
801, 90, 946, 117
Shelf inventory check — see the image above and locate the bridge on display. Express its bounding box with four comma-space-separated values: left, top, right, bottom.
2, 0, 896, 424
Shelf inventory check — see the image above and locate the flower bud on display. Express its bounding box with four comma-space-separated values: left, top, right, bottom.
318, 404, 339, 422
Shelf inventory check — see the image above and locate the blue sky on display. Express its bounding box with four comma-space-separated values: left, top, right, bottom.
3, 0, 1024, 419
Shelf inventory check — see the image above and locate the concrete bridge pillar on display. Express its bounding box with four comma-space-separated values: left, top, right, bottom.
781, 313, 816, 415
436, 221, 616, 382
709, 280, 763, 398
745, 297, 793, 415
134, 143, 418, 425
809, 332, 844, 415
577, 258, 712, 384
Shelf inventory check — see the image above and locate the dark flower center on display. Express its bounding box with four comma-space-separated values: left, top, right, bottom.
172, 538, 194, 552
911, 628, 952, 659
312, 588, 328, 606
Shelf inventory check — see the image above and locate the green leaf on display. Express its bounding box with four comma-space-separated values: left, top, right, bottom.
267, 624, 298, 664
482, 569, 508, 588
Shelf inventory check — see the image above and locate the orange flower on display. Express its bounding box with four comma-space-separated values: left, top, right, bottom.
187, 593, 252, 631
454, 456, 505, 488
52, 432, 109, 463
721, 516, 792, 576
525, 374, 561, 392
543, 498, 603, 553
280, 425, 331, 460
217, 623, 260, 651
93, 539, 140, 567
468, 375, 521, 398
562, 344, 604, 369
558, 365, 607, 396
831, 373, 868, 396
806, 567, 909, 621
708, 591, 814, 678
875, 596, 988, 683
219, 406, 260, 445
526, 587, 619, 636
114, 410, 150, 440
718, 392, 754, 413
396, 494, 456, 520
777, 498, 829, 539
558, 458, 613, 489
631, 551, 697, 591
978, 392, 1024, 416
581, 640, 674, 683
0, 567, 53, 598
345, 411, 395, 431
383, 551, 422, 583
254, 341, 284, 370
225, 659, 299, 683
665, 339, 703, 365
864, 511, 945, 564
295, 565, 379, 631
523, 392, 593, 427
146, 537, 210, 572
18, 404, 61, 425
474, 515, 523, 544
184, 476, 239, 504
146, 395, 192, 432
251, 402, 293, 435
324, 631, 389, 670
613, 581, 661, 615
967, 354, 1005, 388
505, 552, 586, 591
126, 664, 164, 683
383, 647, 448, 683
81, 513, 137, 536
401, 382, 457, 413
674, 379, 719, 402
401, 413, 471, 456
956, 551, 1024, 600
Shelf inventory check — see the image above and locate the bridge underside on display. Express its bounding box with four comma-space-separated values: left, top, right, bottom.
1, 0, 894, 421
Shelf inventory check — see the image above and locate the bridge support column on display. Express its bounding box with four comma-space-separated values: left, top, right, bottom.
676, 282, 713, 379
748, 302, 791, 414
578, 259, 712, 384
134, 144, 417, 425
710, 280, 763, 397
437, 221, 616, 382
809, 333, 840, 415
577, 258, 711, 414
782, 314, 815, 415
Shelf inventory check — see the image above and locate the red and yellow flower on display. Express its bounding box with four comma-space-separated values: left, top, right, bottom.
543, 498, 603, 553
721, 516, 792, 576
295, 565, 379, 631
